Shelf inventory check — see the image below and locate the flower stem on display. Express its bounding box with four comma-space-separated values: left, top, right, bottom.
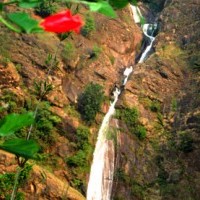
10, 167, 22, 200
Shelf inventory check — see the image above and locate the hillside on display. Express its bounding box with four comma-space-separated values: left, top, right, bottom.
0, 0, 200, 199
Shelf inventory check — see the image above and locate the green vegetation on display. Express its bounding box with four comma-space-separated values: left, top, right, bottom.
35, 0, 57, 18
61, 42, 76, 61
134, 125, 147, 140
0, 31, 11, 65
78, 83, 104, 123
14, 101, 61, 151
92, 45, 102, 59
81, 14, 96, 37
0, 163, 32, 199
150, 100, 161, 112
114, 168, 146, 199
116, 107, 147, 140
0, 90, 20, 114
64, 104, 81, 118
33, 102, 61, 149
178, 131, 194, 153
33, 80, 53, 100
45, 53, 59, 71
109, 55, 115, 65
131, 182, 146, 199
141, 0, 165, 12
66, 126, 93, 193
67, 126, 92, 168
171, 98, 178, 112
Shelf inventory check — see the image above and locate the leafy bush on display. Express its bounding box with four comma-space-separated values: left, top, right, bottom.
76, 126, 90, 147
66, 126, 92, 171
31, 102, 61, 149
135, 125, 147, 140
178, 132, 194, 153
0, 164, 31, 199
131, 182, 145, 199
0, 90, 22, 114
0, 173, 14, 198
81, 14, 96, 37
121, 107, 139, 127
92, 45, 102, 59
33, 80, 53, 100
78, 83, 104, 123
35, 0, 57, 18
150, 100, 161, 112
61, 42, 76, 61
0, 31, 11, 65
67, 150, 87, 167
117, 107, 147, 140
115, 168, 127, 183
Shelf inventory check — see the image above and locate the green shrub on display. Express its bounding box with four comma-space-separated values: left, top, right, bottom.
17, 101, 61, 150
121, 107, 139, 127
109, 55, 115, 65
78, 83, 104, 123
135, 125, 147, 140
33, 80, 53, 100
92, 45, 102, 59
150, 100, 161, 112
158, 168, 169, 186
81, 14, 96, 37
66, 125, 92, 171
131, 182, 145, 199
0, 164, 31, 199
67, 150, 87, 167
61, 42, 76, 61
35, 104, 59, 143
0, 173, 14, 198
0, 31, 11, 65
76, 126, 90, 147
171, 98, 178, 112
178, 132, 194, 153
18, 163, 33, 187
0, 90, 22, 114
117, 107, 147, 140
115, 168, 127, 183
35, 0, 57, 18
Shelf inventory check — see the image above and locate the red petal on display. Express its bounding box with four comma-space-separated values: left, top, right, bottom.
40, 10, 83, 33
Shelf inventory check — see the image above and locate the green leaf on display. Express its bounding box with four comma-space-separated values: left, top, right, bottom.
109, 0, 129, 9
7, 12, 43, 33
0, 3, 3, 11
130, 0, 138, 6
0, 139, 40, 159
0, 112, 34, 136
18, 0, 41, 8
82, 1, 117, 18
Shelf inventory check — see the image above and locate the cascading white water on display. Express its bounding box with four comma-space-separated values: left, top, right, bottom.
86, 86, 120, 200
87, 5, 157, 200
138, 24, 157, 63
130, 4, 143, 23
87, 67, 133, 200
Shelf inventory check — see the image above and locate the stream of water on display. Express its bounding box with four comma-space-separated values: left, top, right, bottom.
87, 5, 157, 200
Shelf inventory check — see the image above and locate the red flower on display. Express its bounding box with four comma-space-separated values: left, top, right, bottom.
40, 10, 83, 33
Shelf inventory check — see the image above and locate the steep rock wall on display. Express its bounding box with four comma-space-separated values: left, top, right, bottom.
112, 0, 200, 199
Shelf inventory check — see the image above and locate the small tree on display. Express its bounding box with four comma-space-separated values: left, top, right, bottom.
78, 83, 104, 123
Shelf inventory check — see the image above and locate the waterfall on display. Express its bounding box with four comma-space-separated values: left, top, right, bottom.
87, 5, 157, 200
87, 67, 132, 200
138, 24, 157, 63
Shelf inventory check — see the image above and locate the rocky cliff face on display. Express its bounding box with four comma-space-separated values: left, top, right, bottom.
0, 6, 142, 200
0, 0, 200, 199
112, 0, 200, 199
